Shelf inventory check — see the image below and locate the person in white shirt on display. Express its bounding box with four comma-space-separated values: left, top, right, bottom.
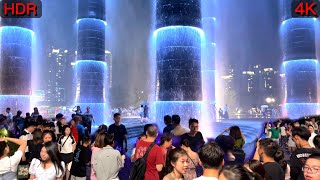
57, 125, 76, 180
193, 142, 224, 180
308, 125, 317, 147
19, 122, 36, 161
171, 115, 189, 136
0, 137, 27, 180
29, 141, 65, 180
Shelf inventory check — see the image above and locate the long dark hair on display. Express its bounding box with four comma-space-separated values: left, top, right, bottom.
42, 142, 64, 176
33, 129, 43, 145
229, 126, 242, 140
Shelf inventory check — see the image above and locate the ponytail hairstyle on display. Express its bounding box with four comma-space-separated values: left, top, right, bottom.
219, 165, 255, 180
274, 149, 288, 172
245, 160, 265, 179
258, 138, 279, 158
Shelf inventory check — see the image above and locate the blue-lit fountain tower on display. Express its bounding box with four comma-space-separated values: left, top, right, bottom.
201, 0, 216, 138
0, 18, 33, 113
154, 0, 203, 129
75, 0, 109, 125
280, 1, 319, 118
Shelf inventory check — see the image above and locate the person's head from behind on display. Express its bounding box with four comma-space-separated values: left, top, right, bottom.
0, 141, 9, 157
189, 118, 199, 135
17, 110, 22, 116
104, 133, 115, 147
97, 124, 108, 134
292, 126, 311, 148
244, 160, 265, 179
160, 133, 172, 149
5, 108, 10, 113
180, 138, 192, 151
82, 136, 91, 146
164, 115, 172, 125
219, 165, 254, 180
94, 132, 106, 148
198, 141, 224, 170
308, 125, 315, 134
76, 106, 81, 111
138, 133, 146, 141
313, 135, 320, 149
34, 107, 39, 114
172, 115, 181, 126
40, 142, 64, 175
26, 121, 36, 133
303, 153, 320, 180
146, 125, 158, 139
229, 126, 242, 140
215, 135, 235, 153
166, 148, 189, 176
274, 149, 288, 172
258, 138, 279, 159
114, 113, 121, 124
86, 106, 90, 112
42, 130, 55, 143
33, 129, 43, 145
26, 112, 30, 117
55, 113, 63, 120
273, 122, 278, 128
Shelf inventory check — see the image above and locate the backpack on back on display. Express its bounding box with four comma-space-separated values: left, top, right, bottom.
129, 142, 155, 180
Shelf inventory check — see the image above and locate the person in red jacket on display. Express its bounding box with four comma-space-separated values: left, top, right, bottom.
70, 119, 78, 143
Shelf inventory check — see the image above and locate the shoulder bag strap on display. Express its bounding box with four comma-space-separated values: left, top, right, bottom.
142, 142, 155, 160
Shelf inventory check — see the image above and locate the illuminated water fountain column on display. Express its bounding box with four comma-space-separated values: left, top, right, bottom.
75, 0, 110, 125
280, 1, 319, 118
201, 0, 216, 138
154, 0, 203, 130
0, 18, 34, 113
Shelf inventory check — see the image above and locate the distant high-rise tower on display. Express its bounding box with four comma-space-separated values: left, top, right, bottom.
0, 18, 34, 113
154, 0, 203, 129
47, 48, 73, 105
75, 0, 109, 125
280, 0, 319, 118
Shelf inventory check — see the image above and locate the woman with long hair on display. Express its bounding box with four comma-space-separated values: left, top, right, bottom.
57, 125, 76, 180
90, 132, 106, 180
180, 139, 199, 180
29, 142, 65, 180
163, 148, 189, 180
229, 126, 246, 149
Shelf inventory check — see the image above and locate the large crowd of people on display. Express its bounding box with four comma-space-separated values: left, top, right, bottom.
0, 106, 320, 180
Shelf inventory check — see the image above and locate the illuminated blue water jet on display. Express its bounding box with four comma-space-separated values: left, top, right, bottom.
0, 20, 34, 113
280, 3, 319, 118
76, 0, 110, 126
154, 0, 203, 131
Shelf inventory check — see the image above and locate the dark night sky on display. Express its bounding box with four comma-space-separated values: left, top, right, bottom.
35, 0, 282, 107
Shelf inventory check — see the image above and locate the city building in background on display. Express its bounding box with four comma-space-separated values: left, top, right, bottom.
46, 47, 75, 106
221, 64, 282, 113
